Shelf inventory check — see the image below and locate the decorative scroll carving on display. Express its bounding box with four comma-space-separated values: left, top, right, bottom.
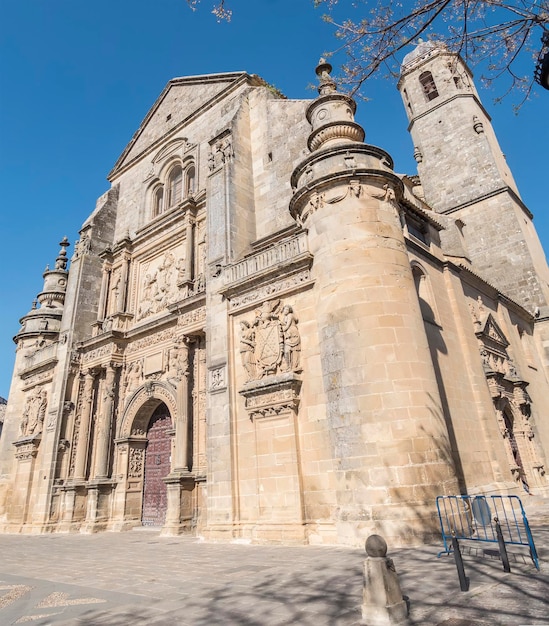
238, 300, 301, 382
69, 378, 85, 477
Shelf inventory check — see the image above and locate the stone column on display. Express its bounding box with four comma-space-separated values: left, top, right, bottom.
97, 263, 111, 323
58, 485, 76, 531
173, 338, 191, 472
93, 364, 117, 479
117, 254, 131, 312
73, 369, 96, 481
82, 484, 99, 533
185, 220, 194, 282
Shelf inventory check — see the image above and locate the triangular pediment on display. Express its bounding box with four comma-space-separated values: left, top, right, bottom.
108, 72, 256, 179
477, 313, 509, 349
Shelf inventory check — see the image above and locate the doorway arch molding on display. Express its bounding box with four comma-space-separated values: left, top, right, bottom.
119, 381, 178, 438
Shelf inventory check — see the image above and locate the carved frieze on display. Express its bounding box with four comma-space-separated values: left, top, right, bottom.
228, 269, 312, 312
126, 328, 176, 354
239, 373, 302, 421
176, 306, 206, 328
81, 343, 123, 366
14, 437, 41, 461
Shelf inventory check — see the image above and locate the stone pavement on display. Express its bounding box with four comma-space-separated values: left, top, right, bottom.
0, 499, 548, 625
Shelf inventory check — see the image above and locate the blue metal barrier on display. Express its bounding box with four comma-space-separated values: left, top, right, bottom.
436, 495, 539, 570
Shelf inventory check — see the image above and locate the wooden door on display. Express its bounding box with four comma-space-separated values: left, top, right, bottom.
142, 405, 172, 526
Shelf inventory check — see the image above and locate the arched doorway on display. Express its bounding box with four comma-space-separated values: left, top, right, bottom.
142, 403, 172, 526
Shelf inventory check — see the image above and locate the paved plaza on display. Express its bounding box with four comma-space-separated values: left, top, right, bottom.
0, 500, 548, 625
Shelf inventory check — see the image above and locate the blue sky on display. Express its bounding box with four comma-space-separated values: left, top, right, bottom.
0, 0, 547, 397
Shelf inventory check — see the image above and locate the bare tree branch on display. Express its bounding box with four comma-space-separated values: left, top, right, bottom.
185, 0, 549, 104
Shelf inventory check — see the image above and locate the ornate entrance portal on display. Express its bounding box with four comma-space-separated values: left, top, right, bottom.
142, 404, 172, 526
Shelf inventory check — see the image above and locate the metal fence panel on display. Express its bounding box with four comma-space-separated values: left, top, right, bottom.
436, 494, 539, 570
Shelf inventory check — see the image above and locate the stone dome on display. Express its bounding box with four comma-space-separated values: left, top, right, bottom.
401, 40, 446, 70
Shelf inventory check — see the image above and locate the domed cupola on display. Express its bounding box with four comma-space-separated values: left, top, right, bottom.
16, 238, 70, 343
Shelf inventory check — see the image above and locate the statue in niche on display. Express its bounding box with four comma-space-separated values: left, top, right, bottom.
281, 305, 301, 371
240, 300, 302, 382
175, 256, 187, 284
74, 231, 92, 258
124, 359, 143, 395
167, 338, 189, 382
110, 269, 121, 307
102, 316, 113, 333
239, 321, 257, 380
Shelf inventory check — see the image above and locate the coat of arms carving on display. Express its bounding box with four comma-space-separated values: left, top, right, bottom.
239, 299, 301, 382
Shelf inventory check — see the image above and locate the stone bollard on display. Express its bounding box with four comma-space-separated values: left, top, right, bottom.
361, 534, 409, 626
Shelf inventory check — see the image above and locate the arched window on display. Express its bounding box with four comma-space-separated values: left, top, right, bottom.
419, 71, 439, 101
153, 186, 164, 217
167, 165, 183, 207
185, 165, 196, 197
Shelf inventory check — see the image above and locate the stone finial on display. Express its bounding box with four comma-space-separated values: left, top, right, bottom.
54, 236, 70, 271
315, 58, 337, 96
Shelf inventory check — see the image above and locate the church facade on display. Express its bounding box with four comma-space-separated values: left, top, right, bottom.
1, 42, 548, 546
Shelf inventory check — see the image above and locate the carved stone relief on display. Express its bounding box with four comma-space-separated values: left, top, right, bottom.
209, 365, 226, 392
122, 359, 143, 398
208, 132, 233, 172
239, 299, 301, 382
128, 447, 144, 478
166, 337, 189, 384
20, 387, 48, 437
137, 251, 184, 320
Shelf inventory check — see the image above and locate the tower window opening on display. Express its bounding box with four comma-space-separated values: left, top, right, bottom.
403, 88, 413, 114
168, 165, 183, 207
419, 71, 439, 101
185, 165, 196, 196
153, 187, 164, 217
406, 214, 429, 245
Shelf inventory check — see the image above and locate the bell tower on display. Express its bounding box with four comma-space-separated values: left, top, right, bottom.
397, 41, 549, 314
